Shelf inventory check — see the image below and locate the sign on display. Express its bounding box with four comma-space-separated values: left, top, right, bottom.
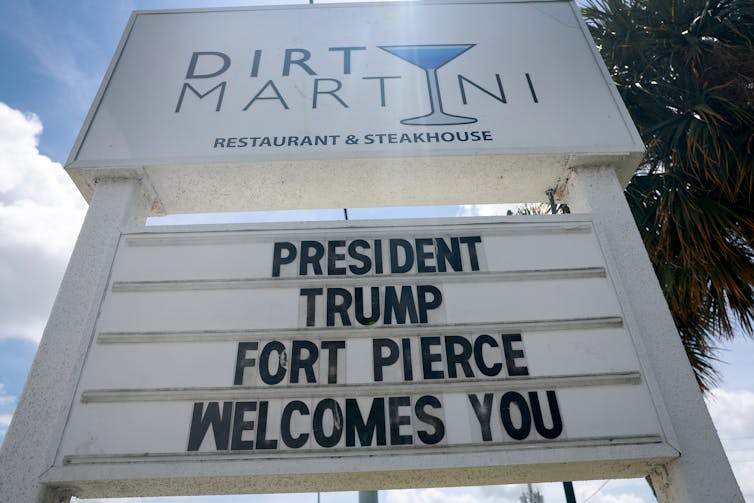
65, 1, 644, 213
44, 217, 677, 496
3, 2, 743, 501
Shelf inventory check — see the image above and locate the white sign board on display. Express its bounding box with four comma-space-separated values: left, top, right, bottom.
65, 1, 644, 213
44, 217, 677, 498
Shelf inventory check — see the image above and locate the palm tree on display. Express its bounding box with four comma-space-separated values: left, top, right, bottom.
582, 0, 754, 390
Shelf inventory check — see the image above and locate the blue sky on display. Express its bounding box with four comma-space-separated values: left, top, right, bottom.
0, 1, 752, 502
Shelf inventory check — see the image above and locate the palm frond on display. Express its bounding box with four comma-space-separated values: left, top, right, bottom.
585, 0, 754, 390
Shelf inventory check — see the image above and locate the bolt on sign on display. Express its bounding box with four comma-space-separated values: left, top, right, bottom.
42, 217, 678, 495
64, 0, 643, 213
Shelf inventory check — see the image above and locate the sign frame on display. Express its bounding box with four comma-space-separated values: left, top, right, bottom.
64, 0, 645, 215
39, 214, 680, 498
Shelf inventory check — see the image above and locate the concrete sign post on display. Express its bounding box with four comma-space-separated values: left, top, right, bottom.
0, 178, 153, 503
0, 1, 744, 503
563, 167, 744, 502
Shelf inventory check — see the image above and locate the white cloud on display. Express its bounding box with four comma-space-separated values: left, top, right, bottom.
585, 495, 646, 503
539, 480, 653, 503
707, 388, 754, 501
384, 482, 654, 503
0, 414, 12, 439
707, 388, 754, 438
0, 383, 16, 407
729, 458, 754, 502
0, 102, 87, 342
386, 486, 509, 503
457, 204, 520, 217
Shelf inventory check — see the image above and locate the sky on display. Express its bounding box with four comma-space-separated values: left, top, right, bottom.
0, 1, 753, 502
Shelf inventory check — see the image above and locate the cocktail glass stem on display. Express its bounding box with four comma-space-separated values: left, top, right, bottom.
425, 68, 443, 115
400, 65, 477, 125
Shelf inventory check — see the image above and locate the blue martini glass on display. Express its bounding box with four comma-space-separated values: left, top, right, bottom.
379, 44, 477, 126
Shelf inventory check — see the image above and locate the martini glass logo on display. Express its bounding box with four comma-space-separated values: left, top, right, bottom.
379, 44, 477, 126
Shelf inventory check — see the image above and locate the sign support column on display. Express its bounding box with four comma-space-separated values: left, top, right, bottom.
0, 177, 152, 503
563, 165, 744, 503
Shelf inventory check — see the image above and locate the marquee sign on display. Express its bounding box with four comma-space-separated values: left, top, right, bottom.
43, 217, 678, 496
64, 1, 644, 213
3, 2, 744, 502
